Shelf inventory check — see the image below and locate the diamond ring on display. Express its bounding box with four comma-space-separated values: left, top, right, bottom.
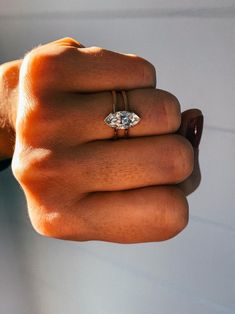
104, 90, 141, 139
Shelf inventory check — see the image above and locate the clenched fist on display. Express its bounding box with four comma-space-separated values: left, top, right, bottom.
1, 37, 203, 243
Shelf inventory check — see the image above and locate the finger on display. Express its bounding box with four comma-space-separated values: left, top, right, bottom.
25, 44, 156, 93
64, 46, 156, 91
65, 135, 194, 193
41, 88, 181, 143
177, 109, 204, 195
178, 109, 203, 148
29, 37, 86, 51
46, 186, 189, 243
50, 37, 85, 48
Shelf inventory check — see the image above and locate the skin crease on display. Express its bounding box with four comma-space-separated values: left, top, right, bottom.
0, 37, 199, 244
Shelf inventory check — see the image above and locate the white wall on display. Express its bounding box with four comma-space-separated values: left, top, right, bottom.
0, 1, 235, 313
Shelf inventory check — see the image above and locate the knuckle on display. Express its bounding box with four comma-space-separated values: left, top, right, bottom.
13, 161, 65, 239
27, 200, 86, 241
30, 210, 70, 240
11, 145, 87, 241
21, 48, 51, 92
11, 161, 23, 183
172, 135, 194, 182
88, 46, 105, 56
22, 47, 46, 74
11, 145, 54, 185
12, 160, 62, 239
11, 148, 30, 183
53, 37, 84, 48
29, 207, 63, 239
21, 45, 74, 93
12, 147, 87, 241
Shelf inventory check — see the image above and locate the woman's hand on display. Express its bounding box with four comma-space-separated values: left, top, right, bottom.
4, 37, 201, 243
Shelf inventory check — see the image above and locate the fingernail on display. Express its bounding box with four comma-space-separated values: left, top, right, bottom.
0, 158, 12, 172
186, 115, 204, 148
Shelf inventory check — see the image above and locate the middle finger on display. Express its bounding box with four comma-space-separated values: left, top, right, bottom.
66, 134, 194, 193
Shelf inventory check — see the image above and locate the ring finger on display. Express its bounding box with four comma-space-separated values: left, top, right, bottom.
42, 88, 181, 144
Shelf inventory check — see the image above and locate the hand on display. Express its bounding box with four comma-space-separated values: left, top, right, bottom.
7, 37, 201, 243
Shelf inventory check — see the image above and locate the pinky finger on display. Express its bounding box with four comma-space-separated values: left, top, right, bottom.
41, 186, 189, 244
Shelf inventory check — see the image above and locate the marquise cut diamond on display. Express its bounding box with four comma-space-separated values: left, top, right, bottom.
104, 111, 141, 129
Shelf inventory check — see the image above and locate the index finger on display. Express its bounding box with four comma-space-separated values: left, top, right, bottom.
24, 44, 156, 93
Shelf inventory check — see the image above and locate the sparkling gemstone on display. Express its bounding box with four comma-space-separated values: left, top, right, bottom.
104, 111, 141, 129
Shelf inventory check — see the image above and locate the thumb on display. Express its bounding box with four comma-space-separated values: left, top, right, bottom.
178, 109, 204, 148
177, 109, 204, 196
